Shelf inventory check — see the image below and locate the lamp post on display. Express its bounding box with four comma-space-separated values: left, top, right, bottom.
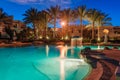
103, 29, 109, 43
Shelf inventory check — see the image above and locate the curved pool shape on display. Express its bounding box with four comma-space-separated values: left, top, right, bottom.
0, 45, 90, 80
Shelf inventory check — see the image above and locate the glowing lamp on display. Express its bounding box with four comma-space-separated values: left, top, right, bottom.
61, 21, 66, 26
103, 29, 109, 34
39, 36, 42, 39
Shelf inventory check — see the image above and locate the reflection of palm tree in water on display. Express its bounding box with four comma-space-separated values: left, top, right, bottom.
0, 32, 1, 37
76, 40, 77, 47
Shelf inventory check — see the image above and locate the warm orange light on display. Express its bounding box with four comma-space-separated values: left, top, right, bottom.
61, 21, 66, 26
103, 29, 109, 34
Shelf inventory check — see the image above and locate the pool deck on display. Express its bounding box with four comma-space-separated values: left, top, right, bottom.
85, 49, 120, 80
0, 42, 33, 47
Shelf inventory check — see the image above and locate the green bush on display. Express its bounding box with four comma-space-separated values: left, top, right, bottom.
90, 39, 97, 43
83, 39, 90, 43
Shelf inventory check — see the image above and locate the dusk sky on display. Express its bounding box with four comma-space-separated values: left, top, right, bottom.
0, 0, 120, 26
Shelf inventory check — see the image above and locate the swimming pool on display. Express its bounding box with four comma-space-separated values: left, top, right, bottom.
0, 45, 90, 80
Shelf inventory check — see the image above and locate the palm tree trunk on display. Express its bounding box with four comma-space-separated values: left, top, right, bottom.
66, 21, 69, 37
98, 26, 100, 41
45, 25, 47, 39
33, 24, 37, 40
80, 19, 83, 45
80, 19, 83, 38
92, 22, 95, 39
53, 18, 56, 38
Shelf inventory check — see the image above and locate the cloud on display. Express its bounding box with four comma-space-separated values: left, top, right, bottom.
8, 0, 82, 8
9, 0, 74, 4
61, 0, 72, 4
10, 0, 37, 4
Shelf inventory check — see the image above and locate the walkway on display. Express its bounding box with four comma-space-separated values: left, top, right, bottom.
85, 49, 120, 80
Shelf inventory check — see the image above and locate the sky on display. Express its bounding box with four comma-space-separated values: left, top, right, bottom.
0, 0, 120, 26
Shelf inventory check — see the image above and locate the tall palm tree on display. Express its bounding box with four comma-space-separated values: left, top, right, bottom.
0, 8, 14, 41
23, 8, 40, 40
47, 5, 60, 38
0, 8, 8, 22
77, 5, 87, 40
0, 8, 13, 25
96, 13, 112, 41
38, 10, 50, 39
87, 9, 101, 40
101, 14, 112, 26
96, 12, 104, 41
60, 8, 74, 26
60, 8, 74, 38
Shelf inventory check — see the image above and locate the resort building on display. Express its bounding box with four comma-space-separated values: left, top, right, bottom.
113, 27, 120, 39
95, 26, 114, 39
0, 19, 25, 38
55, 25, 120, 40
92, 26, 120, 40
0, 22, 5, 35
12, 20, 26, 33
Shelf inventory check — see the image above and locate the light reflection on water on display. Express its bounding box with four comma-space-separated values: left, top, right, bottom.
0, 45, 90, 80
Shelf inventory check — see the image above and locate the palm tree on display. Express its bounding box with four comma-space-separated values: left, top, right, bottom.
96, 13, 112, 41
47, 5, 60, 38
77, 5, 87, 40
96, 12, 104, 41
0, 8, 13, 25
38, 10, 50, 39
0, 8, 14, 41
87, 9, 101, 40
23, 8, 40, 40
101, 14, 112, 26
0, 8, 8, 22
60, 8, 74, 38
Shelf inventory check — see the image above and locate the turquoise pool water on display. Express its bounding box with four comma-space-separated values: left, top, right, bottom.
0, 45, 90, 80
78, 45, 120, 50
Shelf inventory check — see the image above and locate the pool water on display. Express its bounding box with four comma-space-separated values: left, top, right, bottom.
0, 45, 90, 80
78, 45, 120, 50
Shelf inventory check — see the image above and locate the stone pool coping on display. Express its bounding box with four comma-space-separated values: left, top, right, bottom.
0, 42, 33, 47
0, 41, 120, 47
84, 49, 120, 80
0, 41, 66, 47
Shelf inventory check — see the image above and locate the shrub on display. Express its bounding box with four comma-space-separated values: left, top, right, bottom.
83, 39, 90, 43
113, 46, 118, 49
104, 47, 111, 50
90, 39, 97, 44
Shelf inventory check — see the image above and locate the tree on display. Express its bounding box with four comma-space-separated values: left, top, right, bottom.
23, 8, 40, 40
87, 9, 101, 40
101, 14, 112, 26
38, 10, 50, 39
18, 27, 34, 41
77, 5, 87, 40
96, 13, 112, 41
60, 8, 74, 38
5, 26, 14, 41
0, 8, 8, 22
47, 5, 60, 38
0, 8, 14, 41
